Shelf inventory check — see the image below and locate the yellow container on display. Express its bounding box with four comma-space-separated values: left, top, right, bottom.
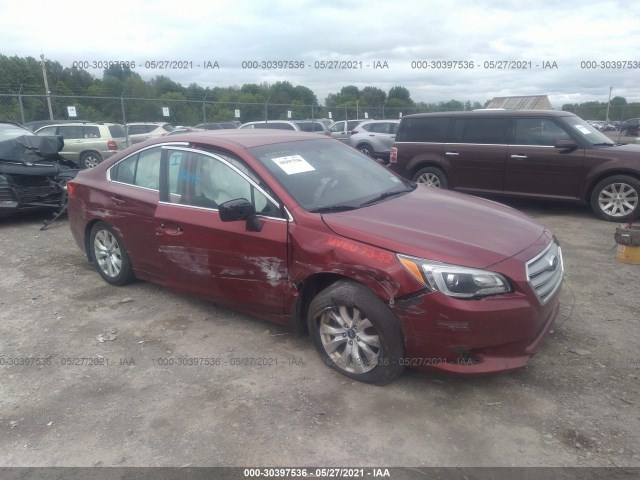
616, 244, 640, 264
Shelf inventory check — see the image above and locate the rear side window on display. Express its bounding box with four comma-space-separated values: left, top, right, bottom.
83, 126, 100, 138
396, 118, 449, 142
449, 118, 509, 144
111, 147, 161, 190
57, 125, 84, 139
162, 124, 175, 132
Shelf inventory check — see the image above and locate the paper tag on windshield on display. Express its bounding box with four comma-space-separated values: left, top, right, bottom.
574, 125, 591, 135
272, 155, 315, 175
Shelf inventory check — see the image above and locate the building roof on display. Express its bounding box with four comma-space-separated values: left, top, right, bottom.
486, 95, 553, 110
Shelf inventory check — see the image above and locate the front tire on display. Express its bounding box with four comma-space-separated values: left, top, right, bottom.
89, 222, 135, 285
590, 175, 640, 221
412, 166, 448, 188
308, 280, 405, 385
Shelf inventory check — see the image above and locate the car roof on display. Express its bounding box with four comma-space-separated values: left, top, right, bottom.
34, 122, 120, 130
403, 110, 577, 119
144, 128, 327, 148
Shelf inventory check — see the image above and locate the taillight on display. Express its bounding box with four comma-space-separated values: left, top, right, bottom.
350, 130, 358, 135
66, 181, 77, 198
107, 140, 117, 151
389, 147, 398, 164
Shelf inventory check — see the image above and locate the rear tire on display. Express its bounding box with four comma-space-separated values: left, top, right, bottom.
80, 151, 103, 169
89, 222, 135, 285
412, 167, 448, 188
356, 143, 374, 157
308, 280, 405, 385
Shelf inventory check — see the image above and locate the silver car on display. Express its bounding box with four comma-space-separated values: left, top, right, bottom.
35, 122, 128, 168
347, 120, 400, 162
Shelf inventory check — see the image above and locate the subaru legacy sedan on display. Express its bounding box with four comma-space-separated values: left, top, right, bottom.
67, 130, 563, 385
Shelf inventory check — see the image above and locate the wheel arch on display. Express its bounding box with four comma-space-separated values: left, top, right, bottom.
290, 270, 401, 334
585, 169, 640, 202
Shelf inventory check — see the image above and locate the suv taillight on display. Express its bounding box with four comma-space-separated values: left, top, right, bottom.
389, 147, 398, 164
107, 140, 118, 151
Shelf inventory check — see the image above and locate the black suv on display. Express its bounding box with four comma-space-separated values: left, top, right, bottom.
389, 110, 640, 221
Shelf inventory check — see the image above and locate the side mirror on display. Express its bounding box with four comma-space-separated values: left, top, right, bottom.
218, 198, 263, 232
554, 139, 578, 151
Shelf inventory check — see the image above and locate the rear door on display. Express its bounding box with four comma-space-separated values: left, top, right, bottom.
154, 147, 290, 314
505, 118, 584, 200
445, 117, 508, 194
105, 145, 164, 278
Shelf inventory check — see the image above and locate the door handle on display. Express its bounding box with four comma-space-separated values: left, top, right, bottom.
510, 154, 528, 159
110, 196, 126, 205
158, 223, 184, 235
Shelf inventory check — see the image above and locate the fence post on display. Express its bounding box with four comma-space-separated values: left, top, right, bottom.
202, 94, 208, 123
121, 91, 129, 144
18, 86, 25, 124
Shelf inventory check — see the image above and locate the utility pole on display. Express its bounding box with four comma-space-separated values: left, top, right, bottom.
605, 86, 613, 122
40, 54, 54, 120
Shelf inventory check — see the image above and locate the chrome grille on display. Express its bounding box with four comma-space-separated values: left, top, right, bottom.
526, 240, 564, 304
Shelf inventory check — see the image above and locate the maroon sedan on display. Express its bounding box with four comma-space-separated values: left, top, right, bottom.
67, 130, 563, 384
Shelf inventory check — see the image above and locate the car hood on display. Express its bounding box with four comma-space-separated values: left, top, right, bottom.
321, 186, 545, 268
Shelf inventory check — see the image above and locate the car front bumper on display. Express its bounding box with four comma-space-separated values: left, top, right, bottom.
390, 236, 562, 375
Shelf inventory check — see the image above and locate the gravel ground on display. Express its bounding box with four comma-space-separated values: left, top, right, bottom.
0, 197, 639, 469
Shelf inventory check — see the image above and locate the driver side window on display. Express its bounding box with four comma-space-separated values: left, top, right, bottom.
166, 150, 282, 217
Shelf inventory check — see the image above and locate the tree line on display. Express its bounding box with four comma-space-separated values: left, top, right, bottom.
1, 54, 638, 124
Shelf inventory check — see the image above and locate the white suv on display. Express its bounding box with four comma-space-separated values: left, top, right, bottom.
347, 120, 400, 162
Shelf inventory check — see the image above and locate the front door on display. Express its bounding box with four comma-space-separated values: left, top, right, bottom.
505, 118, 585, 200
154, 147, 289, 314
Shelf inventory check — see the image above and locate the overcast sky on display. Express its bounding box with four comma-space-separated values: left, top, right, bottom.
1, 0, 639, 107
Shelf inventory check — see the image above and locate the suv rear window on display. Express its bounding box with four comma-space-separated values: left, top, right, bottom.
396, 118, 449, 142
109, 125, 126, 137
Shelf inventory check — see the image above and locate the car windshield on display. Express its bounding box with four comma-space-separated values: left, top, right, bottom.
563, 116, 615, 146
0, 124, 34, 140
248, 138, 414, 212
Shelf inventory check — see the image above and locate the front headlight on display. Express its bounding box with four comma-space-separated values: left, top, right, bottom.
397, 254, 512, 299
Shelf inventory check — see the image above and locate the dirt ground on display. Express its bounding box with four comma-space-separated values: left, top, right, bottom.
0, 197, 639, 469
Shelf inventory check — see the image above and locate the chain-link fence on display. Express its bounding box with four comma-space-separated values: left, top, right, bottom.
0, 93, 406, 126
0, 93, 481, 126
2, 92, 639, 128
